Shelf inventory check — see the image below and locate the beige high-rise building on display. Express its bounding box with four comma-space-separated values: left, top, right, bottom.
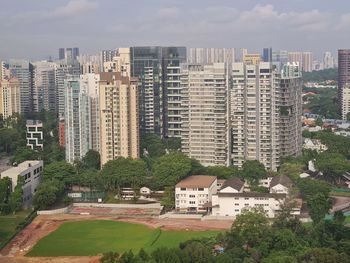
181, 63, 229, 166
243, 54, 261, 65
302, 52, 313, 72
0, 78, 21, 118
288, 52, 313, 72
99, 72, 139, 165
103, 48, 131, 76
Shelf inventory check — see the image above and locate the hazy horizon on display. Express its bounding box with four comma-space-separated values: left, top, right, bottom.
1, 0, 349, 60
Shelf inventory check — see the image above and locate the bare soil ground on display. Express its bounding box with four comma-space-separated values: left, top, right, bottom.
0, 213, 232, 263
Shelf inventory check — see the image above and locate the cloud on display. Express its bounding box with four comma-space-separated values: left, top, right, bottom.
12, 0, 99, 23
156, 7, 179, 19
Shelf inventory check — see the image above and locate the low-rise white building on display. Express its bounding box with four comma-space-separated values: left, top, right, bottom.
175, 175, 217, 212
0, 160, 43, 207
175, 175, 295, 218
212, 192, 286, 218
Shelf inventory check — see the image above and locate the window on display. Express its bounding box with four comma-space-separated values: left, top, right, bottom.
198, 188, 204, 191
189, 195, 195, 198
180, 188, 186, 191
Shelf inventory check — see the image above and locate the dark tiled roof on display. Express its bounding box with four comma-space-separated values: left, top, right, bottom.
221, 177, 245, 191
270, 175, 293, 188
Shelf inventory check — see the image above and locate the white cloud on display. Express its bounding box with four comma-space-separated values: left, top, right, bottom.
12, 0, 99, 23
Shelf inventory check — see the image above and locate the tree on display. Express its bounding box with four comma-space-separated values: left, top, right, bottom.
297, 178, 331, 200
190, 158, 207, 175
100, 157, 148, 192
33, 180, 64, 209
206, 166, 240, 179
9, 175, 24, 213
152, 247, 183, 263
241, 160, 267, 185
161, 186, 175, 209
153, 152, 192, 188
315, 117, 323, 127
231, 209, 269, 249
0, 177, 12, 214
315, 152, 350, 183
43, 161, 76, 186
182, 241, 215, 263
100, 251, 120, 263
10, 147, 39, 164
82, 150, 101, 170
308, 193, 331, 224
141, 134, 166, 158
333, 211, 345, 225
297, 248, 349, 263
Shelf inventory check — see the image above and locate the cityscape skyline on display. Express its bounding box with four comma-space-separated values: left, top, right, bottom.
1, 0, 350, 60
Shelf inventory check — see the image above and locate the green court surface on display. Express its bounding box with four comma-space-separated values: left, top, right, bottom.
27, 220, 220, 256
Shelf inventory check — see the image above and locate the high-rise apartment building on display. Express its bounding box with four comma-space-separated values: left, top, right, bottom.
130, 46, 186, 137
302, 52, 313, 72
263, 48, 273, 62
339, 49, 350, 119
243, 54, 261, 65
188, 48, 235, 64
323, 52, 335, 69
288, 52, 313, 72
230, 62, 302, 170
0, 78, 21, 118
32, 61, 56, 112
8, 60, 33, 114
272, 50, 288, 65
80, 73, 101, 152
59, 47, 79, 60
99, 72, 140, 165
131, 47, 162, 135
181, 63, 229, 166
55, 59, 80, 116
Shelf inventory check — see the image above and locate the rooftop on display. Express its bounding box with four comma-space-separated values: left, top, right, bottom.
176, 175, 217, 188
270, 175, 293, 188
220, 177, 245, 191
26, 120, 43, 126
0, 160, 42, 178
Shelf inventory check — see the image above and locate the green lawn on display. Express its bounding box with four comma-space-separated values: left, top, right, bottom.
27, 220, 220, 256
0, 210, 31, 248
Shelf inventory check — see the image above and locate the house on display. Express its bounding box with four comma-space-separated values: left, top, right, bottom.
218, 177, 245, 193
0, 160, 43, 208
175, 175, 217, 213
212, 192, 286, 218
303, 138, 327, 153
269, 175, 293, 195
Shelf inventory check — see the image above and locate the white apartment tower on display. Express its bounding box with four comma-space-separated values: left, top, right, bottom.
230, 62, 302, 170
181, 63, 229, 166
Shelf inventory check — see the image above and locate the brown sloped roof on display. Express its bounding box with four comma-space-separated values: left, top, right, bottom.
270, 175, 293, 188
176, 175, 217, 188
221, 177, 245, 191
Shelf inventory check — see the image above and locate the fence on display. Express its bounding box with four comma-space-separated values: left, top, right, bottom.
0, 210, 37, 250
37, 206, 70, 215
72, 202, 162, 209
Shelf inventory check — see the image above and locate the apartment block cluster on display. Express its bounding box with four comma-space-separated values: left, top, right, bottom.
175, 175, 299, 218
0, 46, 308, 169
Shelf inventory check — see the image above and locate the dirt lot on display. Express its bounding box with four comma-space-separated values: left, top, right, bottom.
0, 214, 232, 263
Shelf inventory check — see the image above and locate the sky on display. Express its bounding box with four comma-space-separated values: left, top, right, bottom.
1, 0, 349, 60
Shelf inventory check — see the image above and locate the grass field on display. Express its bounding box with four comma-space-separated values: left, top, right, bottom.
0, 210, 31, 248
27, 220, 220, 256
